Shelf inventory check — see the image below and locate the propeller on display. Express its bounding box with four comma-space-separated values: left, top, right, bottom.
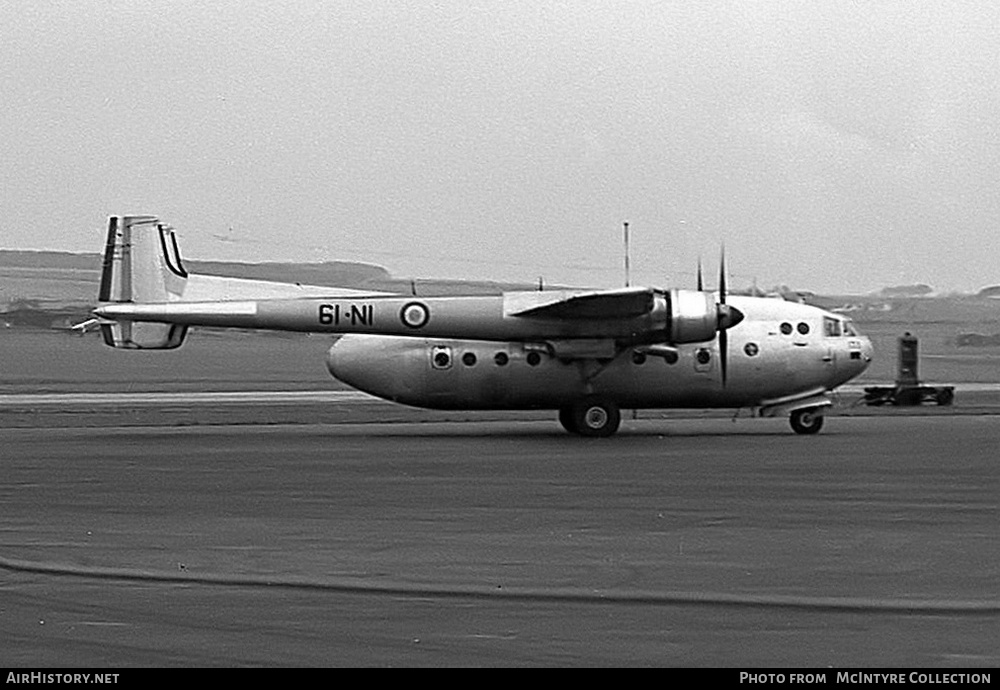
714, 247, 744, 386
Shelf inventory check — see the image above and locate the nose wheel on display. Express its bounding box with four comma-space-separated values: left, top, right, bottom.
559, 399, 621, 437
789, 407, 825, 435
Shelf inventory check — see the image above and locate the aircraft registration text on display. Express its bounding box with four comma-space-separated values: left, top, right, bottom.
319, 303, 374, 327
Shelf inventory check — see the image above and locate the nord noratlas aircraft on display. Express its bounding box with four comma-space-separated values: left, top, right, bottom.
92, 215, 873, 437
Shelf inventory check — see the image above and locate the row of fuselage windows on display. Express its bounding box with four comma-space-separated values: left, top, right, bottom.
434, 318, 856, 369
781, 318, 858, 338
435, 348, 685, 369
781, 321, 810, 335
441, 351, 551, 368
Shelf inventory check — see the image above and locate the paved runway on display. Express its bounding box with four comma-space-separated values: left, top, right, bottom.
3, 382, 1000, 430
2, 382, 998, 407
2, 409, 999, 667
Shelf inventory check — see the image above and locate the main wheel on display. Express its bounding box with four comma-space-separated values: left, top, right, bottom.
562, 399, 621, 437
789, 407, 824, 435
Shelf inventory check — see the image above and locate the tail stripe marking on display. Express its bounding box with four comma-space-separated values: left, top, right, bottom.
158, 225, 188, 279
98, 216, 118, 302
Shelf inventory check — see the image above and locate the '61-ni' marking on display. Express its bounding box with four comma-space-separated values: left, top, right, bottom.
318, 303, 373, 327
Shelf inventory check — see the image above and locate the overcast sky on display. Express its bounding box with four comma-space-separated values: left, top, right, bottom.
2, 1, 998, 293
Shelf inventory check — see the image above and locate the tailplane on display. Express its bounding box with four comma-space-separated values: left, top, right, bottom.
97, 215, 190, 349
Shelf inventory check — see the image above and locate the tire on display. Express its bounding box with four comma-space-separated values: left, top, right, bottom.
935, 389, 954, 406
565, 399, 621, 438
789, 407, 824, 435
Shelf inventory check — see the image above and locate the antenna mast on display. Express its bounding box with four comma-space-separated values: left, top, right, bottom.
623, 221, 630, 288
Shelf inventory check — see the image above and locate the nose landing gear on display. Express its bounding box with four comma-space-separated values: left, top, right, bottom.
790, 407, 824, 435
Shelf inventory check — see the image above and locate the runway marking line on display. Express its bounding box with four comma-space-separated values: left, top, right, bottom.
1, 553, 997, 614
0, 391, 379, 406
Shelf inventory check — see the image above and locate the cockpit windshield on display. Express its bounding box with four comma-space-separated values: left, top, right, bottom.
824, 316, 860, 337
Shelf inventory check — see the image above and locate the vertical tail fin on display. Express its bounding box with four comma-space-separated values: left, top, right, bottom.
97, 215, 190, 349
98, 215, 189, 303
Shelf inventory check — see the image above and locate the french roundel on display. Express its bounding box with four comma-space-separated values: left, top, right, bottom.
400, 301, 430, 329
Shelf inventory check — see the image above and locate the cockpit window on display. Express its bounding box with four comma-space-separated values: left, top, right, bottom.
823, 316, 841, 337
843, 319, 858, 336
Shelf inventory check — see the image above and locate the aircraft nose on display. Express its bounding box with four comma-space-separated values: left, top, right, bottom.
850, 336, 874, 377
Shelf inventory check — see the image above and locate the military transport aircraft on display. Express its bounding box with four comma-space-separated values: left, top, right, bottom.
93, 215, 873, 437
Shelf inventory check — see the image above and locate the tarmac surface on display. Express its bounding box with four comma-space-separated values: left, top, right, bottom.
2, 402, 999, 667
1, 329, 998, 666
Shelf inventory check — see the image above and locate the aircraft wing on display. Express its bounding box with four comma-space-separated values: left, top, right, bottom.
503, 287, 656, 320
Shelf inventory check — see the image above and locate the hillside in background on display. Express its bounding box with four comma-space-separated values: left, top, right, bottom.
0, 249, 392, 286
4, 249, 1000, 335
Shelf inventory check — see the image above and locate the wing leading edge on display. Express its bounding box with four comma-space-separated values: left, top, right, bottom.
503, 287, 656, 320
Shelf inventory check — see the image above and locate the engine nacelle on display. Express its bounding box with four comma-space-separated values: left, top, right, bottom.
664, 289, 722, 344
623, 289, 741, 346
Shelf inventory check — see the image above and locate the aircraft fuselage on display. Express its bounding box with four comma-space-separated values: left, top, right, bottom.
327, 296, 872, 411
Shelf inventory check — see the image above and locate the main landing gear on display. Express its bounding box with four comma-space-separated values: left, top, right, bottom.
559, 399, 621, 437
558, 401, 827, 437
789, 407, 824, 435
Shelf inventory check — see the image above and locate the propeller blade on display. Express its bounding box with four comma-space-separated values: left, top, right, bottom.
717, 245, 735, 386
715, 246, 744, 330
720, 328, 728, 386
718, 246, 727, 304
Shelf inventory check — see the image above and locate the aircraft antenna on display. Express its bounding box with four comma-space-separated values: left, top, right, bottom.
623, 221, 630, 288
